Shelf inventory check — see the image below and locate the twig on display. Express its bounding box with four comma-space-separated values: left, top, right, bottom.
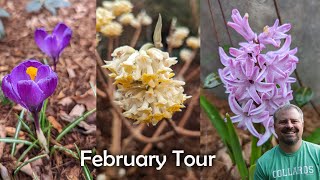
110, 109, 122, 155
130, 26, 142, 47
177, 49, 198, 79
107, 38, 114, 61
185, 66, 200, 82
179, 88, 200, 127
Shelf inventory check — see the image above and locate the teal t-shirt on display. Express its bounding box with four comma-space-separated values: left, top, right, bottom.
254, 141, 320, 179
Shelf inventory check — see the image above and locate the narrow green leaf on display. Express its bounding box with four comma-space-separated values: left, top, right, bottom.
225, 114, 248, 179
294, 87, 313, 107
200, 96, 235, 163
203, 72, 222, 89
16, 114, 36, 140
250, 135, 261, 165
11, 109, 25, 156
75, 144, 93, 180
305, 128, 320, 144
153, 14, 163, 48
16, 140, 39, 165
14, 154, 47, 175
249, 164, 256, 180
56, 108, 96, 141
50, 145, 79, 159
0, 20, 5, 39
0, 138, 34, 146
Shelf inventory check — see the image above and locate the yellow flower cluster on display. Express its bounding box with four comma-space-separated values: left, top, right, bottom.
96, 0, 152, 38
103, 46, 190, 125
167, 27, 190, 48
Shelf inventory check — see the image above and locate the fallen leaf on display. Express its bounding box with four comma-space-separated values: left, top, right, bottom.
67, 68, 76, 78
47, 116, 63, 133
60, 111, 96, 135
5, 127, 25, 137
0, 163, 10, 180
73, 89, 96, 110
69, 104, 86, 117
58, 97, 74, 107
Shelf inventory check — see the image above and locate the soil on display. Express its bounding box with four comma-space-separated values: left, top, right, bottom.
0, 0, 96, 179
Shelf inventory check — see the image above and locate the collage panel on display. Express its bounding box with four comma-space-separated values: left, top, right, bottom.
96, 0, 200, 179
0, 0, 96, 179
201, 0, 320, 179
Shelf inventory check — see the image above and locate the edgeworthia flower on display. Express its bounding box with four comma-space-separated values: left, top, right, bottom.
1, 60, 58, 152
100, 21, 123, 37
167, 27, 190, 48
103, 46, 190, 125
219, 9, 298, 146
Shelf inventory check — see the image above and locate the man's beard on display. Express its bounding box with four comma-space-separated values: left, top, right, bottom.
279, 127, 300, 145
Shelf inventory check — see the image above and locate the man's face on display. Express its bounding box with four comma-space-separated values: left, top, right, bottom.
274, 108, 304, 146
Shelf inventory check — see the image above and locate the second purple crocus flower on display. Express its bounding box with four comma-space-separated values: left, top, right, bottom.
35, 23, 72, 72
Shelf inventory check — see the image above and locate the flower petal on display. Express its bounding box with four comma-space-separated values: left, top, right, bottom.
37, 75, 58, 99
34, 29, 49, 54
17, 80, 45, 112
1, 75, 21, 105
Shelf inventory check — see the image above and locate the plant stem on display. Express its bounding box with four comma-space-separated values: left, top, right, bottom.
32, 111, 49, 153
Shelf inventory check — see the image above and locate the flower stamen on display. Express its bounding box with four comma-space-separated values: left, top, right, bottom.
26, 66, 38, 81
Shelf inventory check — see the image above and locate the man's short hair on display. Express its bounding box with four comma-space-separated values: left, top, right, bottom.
273, 104, 304, 123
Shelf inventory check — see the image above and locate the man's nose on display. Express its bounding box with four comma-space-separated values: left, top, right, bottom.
285, 121, 294, 128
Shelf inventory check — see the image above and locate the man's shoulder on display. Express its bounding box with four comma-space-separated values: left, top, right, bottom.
303, 140, 320, 149
257, 145, 278, 164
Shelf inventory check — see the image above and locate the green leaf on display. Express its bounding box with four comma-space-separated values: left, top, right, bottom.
200, 96, 235, 163
225, 114, 248, 179
249, 164, 256, 180
16, 140, 39, 165
203, 72, 222, 89
51, 145, 79, 159
75, 144, 93, 180
14, 154, 47, 175
0, 8, 10, 17
26, 0, 43, 13
222, 45, 232, 53
250, 135, 261, 165
11, 109, 25, 156
56, 108, 96, 141
305, 128, 320, 144
0, 138, 35, 146
294, 87, 313, 107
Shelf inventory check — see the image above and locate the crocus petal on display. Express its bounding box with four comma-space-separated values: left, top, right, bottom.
37, 75, 58, 99
53, 23, 69, 40
59, 31, 72, 51
34, 65, 54, 82
44, 36, 60, 60
1, 75, 21, 104
17, 80, 45, 111
34, 28, 49, 54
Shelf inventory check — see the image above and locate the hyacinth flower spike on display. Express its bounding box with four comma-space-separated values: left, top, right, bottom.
35, 23, 72, 72
1, 60, 58, 152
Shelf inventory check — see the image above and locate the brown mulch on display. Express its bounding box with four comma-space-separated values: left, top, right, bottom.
0, 0, 96, 179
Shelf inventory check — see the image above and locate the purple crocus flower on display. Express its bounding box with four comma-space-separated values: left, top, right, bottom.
1, 60, 58, 152
34, 23, 72, 72
219, 9, 299, 146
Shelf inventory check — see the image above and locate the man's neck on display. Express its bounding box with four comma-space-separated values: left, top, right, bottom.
279, 140, 303, 154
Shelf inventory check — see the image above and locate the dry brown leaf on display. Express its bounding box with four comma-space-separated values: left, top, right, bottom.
73, 89, 96, 110
0, 124, 6, 159
69, 104, 86, 117
58, 97, 74, 106
0, 163, 10, 180
5, 127, 25, 137
65, 166, 82, 180
47, 116, 63, 133
60, 110, 96, 134
19, 160, 34, 177
67, 68, 76, 78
